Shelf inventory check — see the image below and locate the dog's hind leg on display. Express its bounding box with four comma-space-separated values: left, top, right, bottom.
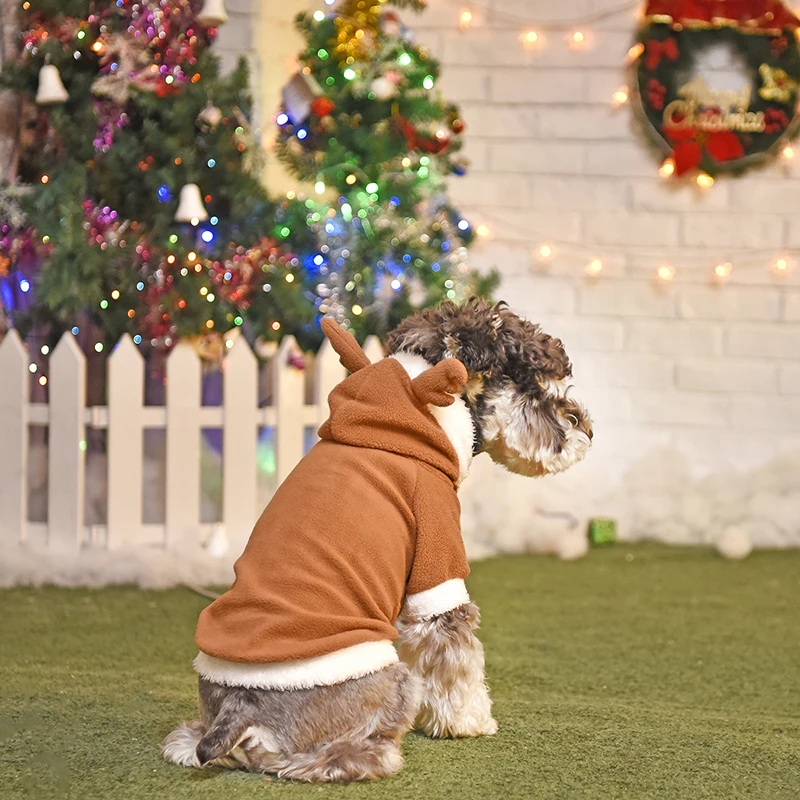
163, 721, 205, 767
397, 601, 497, 739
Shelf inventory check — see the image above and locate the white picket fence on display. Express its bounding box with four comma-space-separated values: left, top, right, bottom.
0, 329, 384, 554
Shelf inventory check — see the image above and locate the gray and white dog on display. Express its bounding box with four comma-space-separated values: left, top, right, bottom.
164, 299, 592, 782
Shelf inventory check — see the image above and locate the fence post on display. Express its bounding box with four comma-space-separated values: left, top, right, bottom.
362, 335, 384, 364
165, 343, 201, 549
223, 335, 258, 549
0, 331, 28, 546
273, 335, 305, 484
107, 335, 145, 549
314, 337, 345, 427
47, 332, 86, 550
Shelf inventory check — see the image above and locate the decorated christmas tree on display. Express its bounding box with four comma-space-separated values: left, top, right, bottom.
0, 0, 309, 352
270, 0, 497, 339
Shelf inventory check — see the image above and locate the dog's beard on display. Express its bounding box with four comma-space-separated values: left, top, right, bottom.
480, 386, 591, 476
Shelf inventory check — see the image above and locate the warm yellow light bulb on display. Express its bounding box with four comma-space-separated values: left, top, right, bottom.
626, 43, 645, 63
659, 159, 676, 178
522, 30, 539, 49
110, 289, 120, 300
775, 257, 789, 272
352, 304, 363, 316
459, 9, 473, 29
271, 321, 281, 331
539, 244, 553, 259
657, 265, 675, 281
714, 262, 732, 279
285, 273, 295, 283
782, 145, 795, 159
696, 173, 714, 188
586, 259, 603, 276
476, 224, 490, 237
612, 86, 629, 107
570, 31, 586, 48
345, 174, 357, 185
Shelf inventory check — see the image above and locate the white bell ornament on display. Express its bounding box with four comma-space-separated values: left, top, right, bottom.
175, 183, 209, 225
197, 0, 228, 27
36, 63, 69, 105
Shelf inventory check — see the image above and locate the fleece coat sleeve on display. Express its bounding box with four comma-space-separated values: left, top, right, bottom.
404, 463, 470, 618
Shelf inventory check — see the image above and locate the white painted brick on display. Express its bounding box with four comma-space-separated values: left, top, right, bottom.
631, 179, 730, 212
679, 287, 781, 321
728, 181, 800, 214
676, 360, 777, 393
442, 31, 532, 66
585, 70, 630, 104
460, 138, 490, 172
584, 212, 680, 247
626, 320, 723, 356
578, 389, 632, 425
630, 391, 728, 426
459, 104, 539, 138
530, 177, 627, 212
580, 281, 676, 317
490, 142, 586, 175
469, 242, 531, 278
682, 214, 784, 248
533, 315, 625, 351
500, 276, 576, 316
571, 353, 674, 390
584, 142, 661, 177
525, 33, 635, 69
780, 366, 800, 394
481, 209, 583, 244
536, 107, 631, 140
490, 69, 585, 104
726, 325, 800, 359
437, 67, 490, 102
450, 174, 529, 207
728, 396, 800, 431
785, 292, 800, 321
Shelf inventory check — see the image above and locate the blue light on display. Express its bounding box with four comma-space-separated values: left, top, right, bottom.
19, 278, 31, 293
391, 279, 402, 292
457, 219, 470, 231
207, 159, 216, 168
157, 185, 171, 203
442, 241, 451, 252
71, 326, 80, 335
210, 216, 219, 225
402, 254, 411, 263
297, 128, 308, 140
390, 196, 400, 206
432, 263, 441, 272
325, 222, 335, 234
276, 113, 289, 125
337, 257, 345, 267
201, 230, 214, 243
136, 281, 145, 291
224, 271, 232, 281
313, 254, 324, 266
110, 62, 119, 72
133, 334, 142, 344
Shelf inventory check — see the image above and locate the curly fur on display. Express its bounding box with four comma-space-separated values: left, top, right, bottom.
386, 299, 592, 476
396, 602, 497, 739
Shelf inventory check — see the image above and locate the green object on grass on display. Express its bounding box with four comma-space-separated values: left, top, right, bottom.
589, 517, 617, 545
1, 544, 799, 799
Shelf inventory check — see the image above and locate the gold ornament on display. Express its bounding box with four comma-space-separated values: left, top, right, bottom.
332, 0, 385, 66
759, 64, 799, 104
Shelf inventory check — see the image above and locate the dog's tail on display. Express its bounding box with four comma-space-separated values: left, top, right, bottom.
195, 695, 252, 766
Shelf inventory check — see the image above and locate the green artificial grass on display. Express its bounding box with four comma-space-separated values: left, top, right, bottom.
1, 544, 799, 800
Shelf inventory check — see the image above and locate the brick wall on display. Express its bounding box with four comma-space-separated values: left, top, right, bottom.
234, 1, 800, 548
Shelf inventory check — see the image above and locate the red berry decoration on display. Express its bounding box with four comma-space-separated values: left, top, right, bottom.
634, 0, 800, 177
310, 96, 335, 117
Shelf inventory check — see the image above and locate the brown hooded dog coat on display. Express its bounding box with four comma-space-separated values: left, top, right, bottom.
193, 319, 472, 690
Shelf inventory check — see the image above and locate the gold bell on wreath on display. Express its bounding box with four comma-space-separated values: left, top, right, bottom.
175, 183, 209, 225
197, 0, 229, 27
36, 63, 69, 105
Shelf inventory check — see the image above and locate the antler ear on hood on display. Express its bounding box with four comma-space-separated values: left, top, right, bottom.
410, 359, 468, 408
321, 317, 372, 373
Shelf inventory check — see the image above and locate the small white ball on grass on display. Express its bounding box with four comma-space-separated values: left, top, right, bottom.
715, 526, 752, 560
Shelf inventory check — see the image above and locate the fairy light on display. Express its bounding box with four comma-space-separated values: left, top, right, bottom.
40, 345, 50, 356
29, 363, 37, 373
521, 30, 539, 49
538, 244, 553, 259
774, 257, 789, 274
459, 9, 473, 30
611, 86, 629, 107
714, 262, 733, 280
782, 144, 795, 159
345, 174, 357, 185
626, 43, 645, 63
352, 304, 363, 315
657, 265, 675, 281
39, 376, 47, 386
315, 181, 326, 194
569, 31, 586, 49
41, 175, 49, 184
285, 273, 295, 283
696, 173, 715, 188
271, 321, 281, 331
476, 224, 490, 237
659, 159, 675, 178
94, 342, 104, 352
110, 289, 120, 300
586, 259, 603, 276
188, 251, 197, 262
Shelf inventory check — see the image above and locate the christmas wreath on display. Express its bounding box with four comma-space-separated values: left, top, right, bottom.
634, 0, 800, 176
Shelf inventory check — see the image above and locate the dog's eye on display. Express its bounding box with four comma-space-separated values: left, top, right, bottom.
566, 414, 579, 427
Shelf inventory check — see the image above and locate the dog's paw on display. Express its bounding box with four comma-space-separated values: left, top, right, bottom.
420, 713, 498, 739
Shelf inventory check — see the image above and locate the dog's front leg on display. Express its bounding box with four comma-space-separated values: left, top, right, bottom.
396, 601, 497, 738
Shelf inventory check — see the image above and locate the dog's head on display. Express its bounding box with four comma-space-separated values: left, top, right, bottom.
386, 299, 592, 477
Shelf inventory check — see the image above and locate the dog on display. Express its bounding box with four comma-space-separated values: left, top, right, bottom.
163, 299, 592, 782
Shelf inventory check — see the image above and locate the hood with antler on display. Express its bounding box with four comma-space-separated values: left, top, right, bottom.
318, 318, 469, 487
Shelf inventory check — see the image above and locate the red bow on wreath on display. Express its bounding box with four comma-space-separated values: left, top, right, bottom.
645, 37, 679, 70
665, 113, 745, 174
644, 0, 800, 32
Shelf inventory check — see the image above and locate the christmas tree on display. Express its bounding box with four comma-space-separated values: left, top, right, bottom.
270, 0, 497, 339
0, 0, 310, 352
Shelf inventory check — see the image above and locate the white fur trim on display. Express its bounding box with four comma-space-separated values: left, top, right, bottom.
193, 640, 398, 691
403, 578, 470, 620
391, 352, 474, 485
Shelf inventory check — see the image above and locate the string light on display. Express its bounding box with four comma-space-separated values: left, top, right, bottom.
696, 173, 715, 189
521, 30, 539, 49
345, 174, 357, 185
569, 31, 586, 49
110, 289, 120, 300
626, 43, 645, 63
476, 224, 490, 237
94, 342, 104, 352
459, 9, 473, 30
782, 144, 795, 159
39, 376, 48, 386
586, 258, 603, 276
774, 257, 789, 273
611, 86, 629, 108
271, 321, 281, 331
538, 244, 554, 259
352, 304, 363, 315
714, 262, 733, 280
659, 159, 676, 178
657, 265, 675, 281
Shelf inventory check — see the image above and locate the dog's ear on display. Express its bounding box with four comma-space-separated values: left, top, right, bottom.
321, 317, 371, 373
410, 359, 468, 408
